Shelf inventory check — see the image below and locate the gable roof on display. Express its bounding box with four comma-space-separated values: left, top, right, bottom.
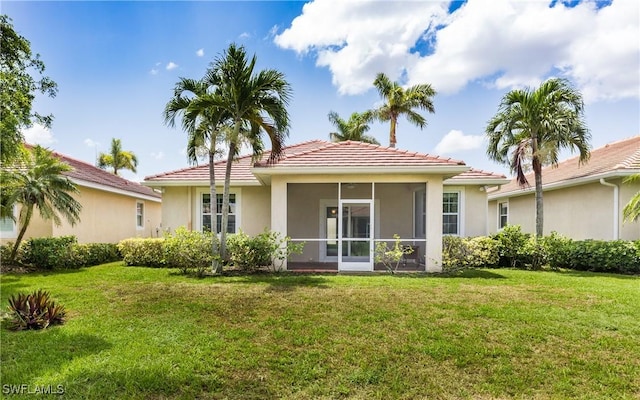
445, 168, 509, 185
145, 140, 486, 187
489, 136, 640, 199
21, 145, 161, 201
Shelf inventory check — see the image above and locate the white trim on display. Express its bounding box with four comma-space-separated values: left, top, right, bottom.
136, 201, 145, 230
497, 200, 509, 231
73, 178, 162, 202
443, 189, 464, 237
143, 179, 261, 188
195, 188, 242, 233
253, 165, 470, 176
488, 170, 640, 201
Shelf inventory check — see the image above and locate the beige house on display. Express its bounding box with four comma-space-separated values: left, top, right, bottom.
0, 149, 162, 245
488, 136, 640, 240
144, 140, 506, 272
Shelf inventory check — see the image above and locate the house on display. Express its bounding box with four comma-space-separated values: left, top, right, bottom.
144, 140, 507, 272
488, 136, 640, 240
0, 148, 162, 245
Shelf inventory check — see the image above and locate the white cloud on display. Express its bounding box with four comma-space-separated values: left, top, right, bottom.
166, 61, 178, 70
239, 32, 250, 40
151, 151, 164, 160
149, 68, 159, 75
196, 48, 204, 57
22, 123, 55, 146
434, 130, 484, 154
275, 0, 639, 102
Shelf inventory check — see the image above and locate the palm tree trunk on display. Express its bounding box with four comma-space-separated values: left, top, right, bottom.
389, 116, 397, 148
208, 149, 222, 274
531, 130, 544, 238
10, 205, 33, 261
220, 140, 237, 263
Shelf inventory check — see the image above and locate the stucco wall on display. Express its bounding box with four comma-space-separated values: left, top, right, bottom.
54, 186, 162, 243
239, 186, 271, 236
0, 207, 52, 245
1, 186, 161, 245
489, 178, 640, 240
161, 186, 191, 233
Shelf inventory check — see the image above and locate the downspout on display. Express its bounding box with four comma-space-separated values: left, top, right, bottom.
599, 178, 619, 240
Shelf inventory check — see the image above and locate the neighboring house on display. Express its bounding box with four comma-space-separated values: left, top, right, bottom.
144, 140, 507, 272
0, 148, 162, 245
488, 136, 640, 240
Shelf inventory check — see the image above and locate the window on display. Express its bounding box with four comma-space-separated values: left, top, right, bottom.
136, 202, 144, 229
443, 192, 460, 235
413, 189, 461, 236
201, 193, 236, 233
498, 202, 508, 229
0, 206, 17, 238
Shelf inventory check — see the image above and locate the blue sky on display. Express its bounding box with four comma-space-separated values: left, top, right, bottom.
5, 0, 639, 182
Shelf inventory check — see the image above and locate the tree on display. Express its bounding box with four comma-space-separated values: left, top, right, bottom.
97, 138, 138, 176
486, 78, 591, 237
0, 15, 58, 164
328, 110, 379, 144
371, 72, 436, 148
623, 174, 640, 222
2, 145, 81, 261
193, 43, 292, 262
164, 75, 226, 273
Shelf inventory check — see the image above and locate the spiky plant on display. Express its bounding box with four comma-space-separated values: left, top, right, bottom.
7, 290, 66, 330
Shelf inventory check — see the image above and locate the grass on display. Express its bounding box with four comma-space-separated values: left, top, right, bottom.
1, 264, 639, 399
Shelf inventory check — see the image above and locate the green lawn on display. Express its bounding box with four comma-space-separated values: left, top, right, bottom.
1, 265, 639, 399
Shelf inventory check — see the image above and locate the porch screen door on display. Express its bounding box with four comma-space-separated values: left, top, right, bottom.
339, 200, 373, 271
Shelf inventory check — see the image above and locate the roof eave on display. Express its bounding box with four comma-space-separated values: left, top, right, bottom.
251, 165, 470, 176
488, 169, 640, 200
444, 178, 510, 186
142, 179, 262, 188
71, 178, 162, 202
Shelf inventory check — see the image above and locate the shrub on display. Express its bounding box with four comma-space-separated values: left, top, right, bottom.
442, 236, 499, 272
540, 232, 573, 270
7, 290, 66, 331
492, 225, 531, 268
374, 234, 414, 274
71, 243, 121, 267
227, 230, 304, 272
22, 236, 77, 269
117, 238, 166, 267
164, 227, 217, 275
569, 240, 640, 274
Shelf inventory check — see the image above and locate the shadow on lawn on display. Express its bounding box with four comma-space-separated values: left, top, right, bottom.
550, 269, 640, 280
394, 269, 507, 280
232, 273, 331, 291
1, 330, 111, 385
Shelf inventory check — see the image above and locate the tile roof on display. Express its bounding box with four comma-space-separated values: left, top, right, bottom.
445, 168, 508, 184
145, 140, 474, 185
253, 140, 466, 168
491, 136, 640, 196
27, 145, 161, 199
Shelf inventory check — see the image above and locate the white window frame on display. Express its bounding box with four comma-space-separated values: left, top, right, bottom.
443, 188, 465, 237
413, 188, 465, 237
498, 201, 509, 230
0, 205, 18, 239
136, 201, 145, 230
196, 188, 241, 234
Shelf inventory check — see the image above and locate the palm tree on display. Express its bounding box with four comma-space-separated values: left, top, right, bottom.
328, 111, 379, 144
372, 72, 436, 148
97, 138, 138, 176
2, 145, 81, 261
623, 174, 640, 222
193, 43, 292, 261
164, 76, 227, 273
486, 78, 591, 237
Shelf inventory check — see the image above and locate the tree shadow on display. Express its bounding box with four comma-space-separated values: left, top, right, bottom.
1, 329, 111, 386
392, 269, 508, 280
